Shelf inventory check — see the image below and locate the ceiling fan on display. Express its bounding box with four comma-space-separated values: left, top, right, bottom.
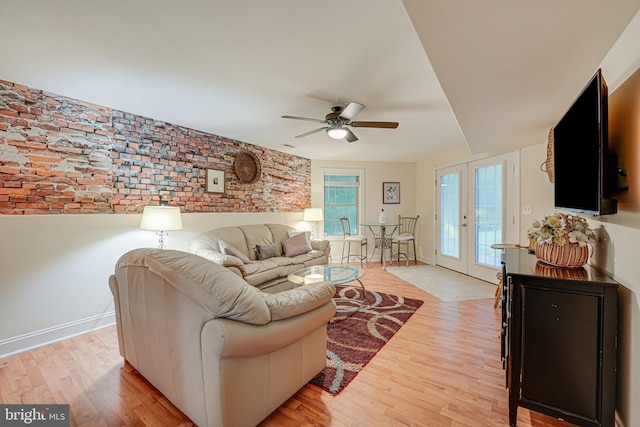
281, 102, 399, 143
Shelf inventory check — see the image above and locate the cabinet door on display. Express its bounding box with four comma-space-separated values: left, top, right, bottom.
520, 286, 600, 420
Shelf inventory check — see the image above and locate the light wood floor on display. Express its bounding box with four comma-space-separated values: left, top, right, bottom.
0, 262, 571, 427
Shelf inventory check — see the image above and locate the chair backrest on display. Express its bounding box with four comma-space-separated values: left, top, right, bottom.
339, 217, 352, 236
398, 215, 419, 236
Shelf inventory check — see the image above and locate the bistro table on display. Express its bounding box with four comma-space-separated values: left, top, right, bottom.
361, 222, 399, 270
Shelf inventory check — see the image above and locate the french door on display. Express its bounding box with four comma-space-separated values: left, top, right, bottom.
436, 153, 518, 283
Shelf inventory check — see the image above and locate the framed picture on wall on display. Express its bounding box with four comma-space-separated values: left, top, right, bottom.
383, 182, 400, 204
206, 169, 225, 193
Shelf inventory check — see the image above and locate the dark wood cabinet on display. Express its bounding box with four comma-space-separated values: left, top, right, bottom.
502, 249, 617, 427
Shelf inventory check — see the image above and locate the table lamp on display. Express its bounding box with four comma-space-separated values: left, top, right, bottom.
303, 208, 324, 239
140, 205, 183, 249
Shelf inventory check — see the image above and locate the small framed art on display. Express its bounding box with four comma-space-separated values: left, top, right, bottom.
206, 169, 225, 193
383, 182, 400, 204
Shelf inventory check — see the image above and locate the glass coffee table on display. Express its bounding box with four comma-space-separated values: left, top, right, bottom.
288, 265, 367, 304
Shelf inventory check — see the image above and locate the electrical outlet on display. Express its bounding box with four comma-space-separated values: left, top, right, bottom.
522, 205, 532, 215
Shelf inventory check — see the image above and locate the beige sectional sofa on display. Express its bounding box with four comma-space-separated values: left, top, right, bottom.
109, 248, 336, 427
188, 224, 331, 293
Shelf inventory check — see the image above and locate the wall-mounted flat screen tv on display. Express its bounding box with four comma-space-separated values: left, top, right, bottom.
553, 69, 617, 215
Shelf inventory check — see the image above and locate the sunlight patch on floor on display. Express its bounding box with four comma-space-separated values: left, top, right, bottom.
385, 265, 496, 302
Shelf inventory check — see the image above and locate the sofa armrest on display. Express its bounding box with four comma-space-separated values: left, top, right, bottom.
311, 239, 330, 253
192, 248, 245, 269
202, 299, 336, 358
261, 282, 335, 320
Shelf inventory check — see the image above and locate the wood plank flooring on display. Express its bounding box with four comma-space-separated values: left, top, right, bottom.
0, 262, 572, 426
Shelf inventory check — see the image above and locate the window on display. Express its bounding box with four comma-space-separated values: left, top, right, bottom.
323, 169, 364, 237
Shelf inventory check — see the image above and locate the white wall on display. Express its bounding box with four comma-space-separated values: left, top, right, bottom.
311, 159, 416, 260
0, 211, 305, 357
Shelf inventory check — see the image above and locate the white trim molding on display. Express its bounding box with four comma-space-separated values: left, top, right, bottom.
0, 312, 115, 359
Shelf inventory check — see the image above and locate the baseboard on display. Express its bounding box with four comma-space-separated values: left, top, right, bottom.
421, 255, 434, 265
0, 312, 115, 359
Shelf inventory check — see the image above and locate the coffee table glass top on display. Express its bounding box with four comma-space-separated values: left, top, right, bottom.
288, 265, 365, 286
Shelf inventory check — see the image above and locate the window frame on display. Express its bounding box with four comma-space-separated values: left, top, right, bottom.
322, 168, 365, 239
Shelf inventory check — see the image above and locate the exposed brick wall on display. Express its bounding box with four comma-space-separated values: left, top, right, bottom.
0, 80, 311, 214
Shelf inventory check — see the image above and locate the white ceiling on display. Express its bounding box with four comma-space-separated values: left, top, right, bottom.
1, 0, 639, 162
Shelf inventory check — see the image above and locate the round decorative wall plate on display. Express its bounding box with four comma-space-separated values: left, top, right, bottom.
234, 151, 261, 183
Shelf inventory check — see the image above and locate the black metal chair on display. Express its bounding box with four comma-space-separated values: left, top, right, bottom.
339, 217, 368, 267
391, 215, 419, 266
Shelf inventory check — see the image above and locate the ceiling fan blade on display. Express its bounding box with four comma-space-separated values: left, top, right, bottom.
350, 121, 399, 129
339, 102, 365, 120
344, 128, 358, 143
294, 127, 328, 138
281, 115, 326, 123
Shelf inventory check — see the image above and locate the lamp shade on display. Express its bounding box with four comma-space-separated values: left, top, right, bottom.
303, 208, 324, 222
140, 206, 183, 231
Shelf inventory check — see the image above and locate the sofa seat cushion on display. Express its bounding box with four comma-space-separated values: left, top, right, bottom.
240, 246, 329, 286
238, 256, 297, 287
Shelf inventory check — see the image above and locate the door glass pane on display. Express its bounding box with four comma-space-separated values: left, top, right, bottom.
440, 172, 460, 258
475, 164, 502, 267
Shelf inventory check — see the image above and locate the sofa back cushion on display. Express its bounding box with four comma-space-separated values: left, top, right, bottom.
237, 224, 279, 259
189, 227, 251, 259
219, 239, 252, 264
188, 224, 298, 262
115, 248, 271, 325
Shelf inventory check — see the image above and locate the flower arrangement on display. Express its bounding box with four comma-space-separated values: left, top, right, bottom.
527, 213, 595, 248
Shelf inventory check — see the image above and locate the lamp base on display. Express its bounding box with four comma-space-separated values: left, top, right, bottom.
156, 231, 168, 249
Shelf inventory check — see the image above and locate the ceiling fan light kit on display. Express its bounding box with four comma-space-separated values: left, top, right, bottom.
327, 127, 348, 139
282, 102, 398, 143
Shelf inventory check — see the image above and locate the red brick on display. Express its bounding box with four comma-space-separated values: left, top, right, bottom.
29, 155, 62, 164
0, 167, 21, 175
1, 79, 311, 216
0, 187, 31, 195
0, 109, 18, 117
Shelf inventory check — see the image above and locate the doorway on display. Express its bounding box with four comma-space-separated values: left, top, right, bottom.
435, 153, 518, 283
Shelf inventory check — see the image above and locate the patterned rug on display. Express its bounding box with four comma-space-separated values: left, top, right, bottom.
310, 287, 423, 395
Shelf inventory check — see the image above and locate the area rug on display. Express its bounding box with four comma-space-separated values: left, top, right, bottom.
310, 287, 423, 395
386, 265, 496, 302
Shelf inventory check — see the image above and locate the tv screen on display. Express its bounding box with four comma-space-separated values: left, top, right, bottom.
553, 69, 617, 215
